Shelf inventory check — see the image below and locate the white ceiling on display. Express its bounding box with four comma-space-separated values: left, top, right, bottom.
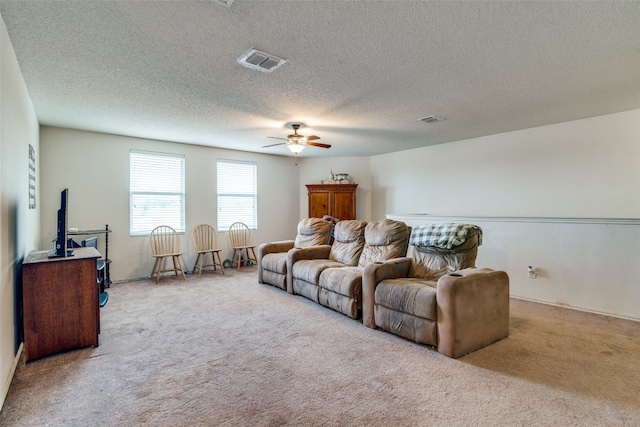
1, 1, 639, 158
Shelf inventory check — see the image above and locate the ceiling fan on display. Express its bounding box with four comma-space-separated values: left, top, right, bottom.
263, 124, 331, 154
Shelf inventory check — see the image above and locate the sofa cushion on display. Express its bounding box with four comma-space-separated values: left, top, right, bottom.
319, 289, 358, 318
358, 219, 410, 267
375, 278, 438, 320
293, 279, 320, 303
374, 305, 437, 346
291, 259, 345, 284
261, 252, 287, 275
409, 227, 479, 281
329, 220, 366, 266
319, 266, 364, 298
294, 218, 333, 249
262, 270, 287, 290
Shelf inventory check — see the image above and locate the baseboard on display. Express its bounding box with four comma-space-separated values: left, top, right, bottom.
112, 276, 149, 284
0, 342, 23, 412
511, 296, 640, 323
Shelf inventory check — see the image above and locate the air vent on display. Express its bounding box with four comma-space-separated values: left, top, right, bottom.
237, 48, 286, 73
212, 0, 235, 6
418, 115, 445, 123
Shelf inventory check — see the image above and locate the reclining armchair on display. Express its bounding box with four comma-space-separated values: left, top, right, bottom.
288, 219, 367, 303
289, 219, 410, 319
362, 223, 509, 358
258, 217, 333, 291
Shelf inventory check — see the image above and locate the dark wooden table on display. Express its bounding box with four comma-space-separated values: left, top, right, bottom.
22, 247, 101, 362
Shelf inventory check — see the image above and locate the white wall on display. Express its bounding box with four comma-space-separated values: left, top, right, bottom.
39, 127, 302, 281
375, 110, 640, 320
390, 214, 640, 320
371, 109, 640, 219
297, 156, 372, 221
38, 131, 374, 282
0, 14, 40, 409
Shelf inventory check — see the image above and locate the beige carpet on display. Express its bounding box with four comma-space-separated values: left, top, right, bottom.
1, 266, 639, 426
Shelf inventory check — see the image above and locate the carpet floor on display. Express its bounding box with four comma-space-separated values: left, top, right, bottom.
1, 266, 639, 426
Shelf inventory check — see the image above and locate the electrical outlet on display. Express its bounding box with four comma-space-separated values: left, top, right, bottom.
528, 266, 537, 279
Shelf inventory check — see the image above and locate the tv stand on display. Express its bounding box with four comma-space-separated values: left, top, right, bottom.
22, 247, 101, 362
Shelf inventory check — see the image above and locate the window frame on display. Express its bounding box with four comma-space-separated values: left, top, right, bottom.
216, 159, 257, 231
129, 149, 186, 236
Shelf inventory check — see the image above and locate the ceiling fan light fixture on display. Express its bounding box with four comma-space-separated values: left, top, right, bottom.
263, 123, 330, 154
287, 144, 305, 154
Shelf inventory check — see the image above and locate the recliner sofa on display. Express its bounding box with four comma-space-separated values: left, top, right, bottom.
362, 223, 509, 358
288, 219, 410, 318
258, 217, 333, 291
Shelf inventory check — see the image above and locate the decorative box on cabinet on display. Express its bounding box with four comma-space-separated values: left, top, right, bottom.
22, 247, 101, 362
306, 184, 358, 220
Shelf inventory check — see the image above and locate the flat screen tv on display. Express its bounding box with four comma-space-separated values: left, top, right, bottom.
49, 188, 73, 258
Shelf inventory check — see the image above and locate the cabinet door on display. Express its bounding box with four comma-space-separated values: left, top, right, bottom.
309, 190, 331, 218
332, 190, 356, 220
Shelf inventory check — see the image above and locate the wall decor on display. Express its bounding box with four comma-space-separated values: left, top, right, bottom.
29, 144, 36, 209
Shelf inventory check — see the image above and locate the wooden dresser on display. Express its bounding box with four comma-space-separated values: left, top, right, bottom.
22, 247, 101, 362
306, 184, 358, 220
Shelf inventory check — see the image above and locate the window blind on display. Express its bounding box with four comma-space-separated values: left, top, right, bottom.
130, 150, 185, 235
217, 159, 257, 230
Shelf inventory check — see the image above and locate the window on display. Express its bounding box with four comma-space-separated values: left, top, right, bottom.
130, 150, 185, 236
217, 159, 257, 230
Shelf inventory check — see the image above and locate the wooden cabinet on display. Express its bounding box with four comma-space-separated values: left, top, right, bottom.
306, 184, 358, 220
22, 247, 101, 362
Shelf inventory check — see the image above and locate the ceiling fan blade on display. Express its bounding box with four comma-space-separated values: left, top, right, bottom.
306, 141, 331, 148
262, 142, 288, 148
306, 135, 321, 141
267, 136, 288, 141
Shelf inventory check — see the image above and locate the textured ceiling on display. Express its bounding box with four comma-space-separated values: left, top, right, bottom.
1, 1, 639, 158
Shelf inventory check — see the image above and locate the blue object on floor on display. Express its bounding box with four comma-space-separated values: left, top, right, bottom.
99, 291, 109, 307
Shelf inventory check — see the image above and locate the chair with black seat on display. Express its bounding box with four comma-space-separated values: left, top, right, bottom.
191, 224, 225, 276
228, 222, 257, 270
81, 236, 109, 307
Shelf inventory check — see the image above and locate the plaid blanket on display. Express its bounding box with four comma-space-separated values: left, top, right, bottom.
409, 223, 482, 249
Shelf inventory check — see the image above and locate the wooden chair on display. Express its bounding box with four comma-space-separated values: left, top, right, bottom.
149, 225, 186, 284
228, 222, 257, 270
191, 224, 225, 276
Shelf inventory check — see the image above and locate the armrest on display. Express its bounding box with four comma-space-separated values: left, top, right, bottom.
436, 268, 510, 358
287, 245, 332, 263
286, 245, 332, 294
257, 240, 295, 283
258, 240, 295, 258
362, 257, 412, 328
